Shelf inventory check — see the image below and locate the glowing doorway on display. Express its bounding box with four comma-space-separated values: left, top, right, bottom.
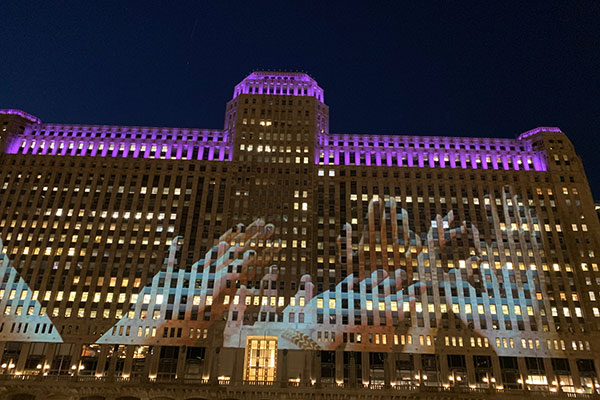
244, 336, 277, 382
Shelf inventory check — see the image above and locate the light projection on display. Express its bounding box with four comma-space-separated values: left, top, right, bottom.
0, 240, 63, 343
97, 186, 564, 358
97, 220, 280, 345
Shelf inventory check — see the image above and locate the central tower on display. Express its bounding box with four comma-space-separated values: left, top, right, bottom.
224, 71, 329, 287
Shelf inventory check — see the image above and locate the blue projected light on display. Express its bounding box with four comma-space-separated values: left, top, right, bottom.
95, 186, 557, 357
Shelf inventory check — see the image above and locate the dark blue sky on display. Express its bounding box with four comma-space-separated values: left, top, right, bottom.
2, 2, 599, 195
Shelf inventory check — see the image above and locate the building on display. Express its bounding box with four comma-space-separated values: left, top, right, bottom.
0, 71, 599, 400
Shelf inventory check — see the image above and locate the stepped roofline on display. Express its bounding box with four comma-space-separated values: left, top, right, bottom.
233, 70, 324, 102
0, 108, 41, 124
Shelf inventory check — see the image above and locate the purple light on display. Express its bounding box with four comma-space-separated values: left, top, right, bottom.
518, 126, 562, 140
5, 138, 20, 154
314, 133, 548, 171
4, 106, 550, 172
0, 109, 42, 124
232, 71, 325, 102
5, 123, 233, 162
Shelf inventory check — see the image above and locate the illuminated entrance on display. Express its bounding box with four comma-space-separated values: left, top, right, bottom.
244, 336, 277, 382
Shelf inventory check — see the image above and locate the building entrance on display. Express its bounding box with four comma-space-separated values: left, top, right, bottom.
244, 336, 277, 382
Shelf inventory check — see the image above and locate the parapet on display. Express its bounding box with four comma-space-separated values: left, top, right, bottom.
232, 71, 324, 102
0, 109, 41, 124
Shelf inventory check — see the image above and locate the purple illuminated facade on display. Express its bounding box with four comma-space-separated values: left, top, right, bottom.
3, 118, 233, 161
0, 72, 599, 400
232, 71, 324, 101
2, 109, 550, 172
315, 133, 548, 171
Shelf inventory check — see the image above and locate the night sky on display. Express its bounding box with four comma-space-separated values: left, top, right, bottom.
2, 2, 599, 196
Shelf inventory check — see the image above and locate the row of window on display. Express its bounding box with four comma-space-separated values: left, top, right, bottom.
30, 126, 226, 142
316, 150, 542, 171
234, 81, 323, 100
322, 134, 527, 152
12, 139, 232, 161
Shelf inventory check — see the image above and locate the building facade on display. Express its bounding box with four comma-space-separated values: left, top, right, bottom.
0, 71, 599, 400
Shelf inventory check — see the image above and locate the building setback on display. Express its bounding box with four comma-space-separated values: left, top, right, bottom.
0, 71, 599, 400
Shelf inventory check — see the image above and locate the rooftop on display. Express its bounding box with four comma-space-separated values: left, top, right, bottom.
233, 71, 324, 101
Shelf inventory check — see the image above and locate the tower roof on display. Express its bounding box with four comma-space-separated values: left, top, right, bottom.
0, 109, 41, 124
233, 71, 324, 102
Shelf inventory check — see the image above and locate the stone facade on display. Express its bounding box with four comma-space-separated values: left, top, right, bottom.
1, 72, 599, 399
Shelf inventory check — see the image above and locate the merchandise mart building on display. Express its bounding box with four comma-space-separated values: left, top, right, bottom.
1, 71, 599, 399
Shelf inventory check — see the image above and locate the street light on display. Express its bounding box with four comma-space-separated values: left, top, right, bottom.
482, 373, 497, 388
414, 371, 427, 386
448, 371, 463, 387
